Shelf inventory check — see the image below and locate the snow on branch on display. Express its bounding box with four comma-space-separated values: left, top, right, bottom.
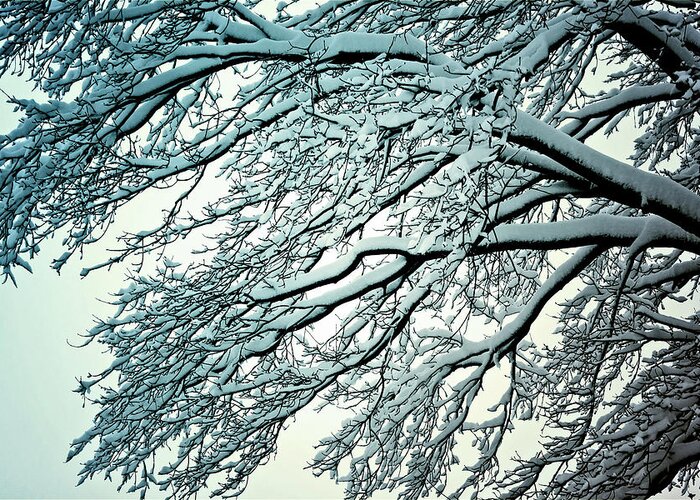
1, 0, 700, 498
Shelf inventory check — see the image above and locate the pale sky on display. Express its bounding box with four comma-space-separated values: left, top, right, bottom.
0, 74, 348, 499
0, 54, 693, 500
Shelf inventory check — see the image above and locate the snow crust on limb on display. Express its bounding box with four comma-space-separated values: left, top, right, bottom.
2, 0, 700, 499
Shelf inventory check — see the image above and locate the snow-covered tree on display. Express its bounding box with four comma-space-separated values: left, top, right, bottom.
2, 0, 700, 498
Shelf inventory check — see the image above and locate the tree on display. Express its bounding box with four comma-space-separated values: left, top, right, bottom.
1, 0, 700, 498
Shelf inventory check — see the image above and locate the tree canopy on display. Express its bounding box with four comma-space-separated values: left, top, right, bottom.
2, 0, 700, 498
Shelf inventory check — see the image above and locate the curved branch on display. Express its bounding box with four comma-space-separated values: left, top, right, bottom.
511, 110, 700, 238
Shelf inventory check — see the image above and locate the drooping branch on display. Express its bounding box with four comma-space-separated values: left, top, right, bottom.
511, 110, 700, 238
2, 1, 700, 499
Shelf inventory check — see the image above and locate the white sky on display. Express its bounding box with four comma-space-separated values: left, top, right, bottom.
0, 74, 350, 499
0, 47, 693, 500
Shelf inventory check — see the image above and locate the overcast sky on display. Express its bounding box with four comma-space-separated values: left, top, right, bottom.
0, 59, 692, 500
0, 74, 349, 499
